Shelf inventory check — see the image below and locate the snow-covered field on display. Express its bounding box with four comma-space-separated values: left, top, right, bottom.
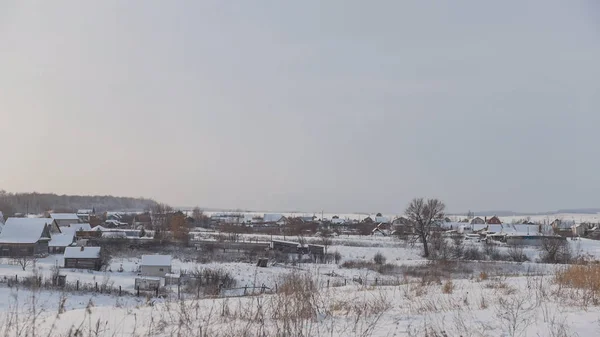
2, 234, 600, 336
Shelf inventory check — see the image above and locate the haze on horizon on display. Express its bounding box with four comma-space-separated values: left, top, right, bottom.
1, 1, 599, 214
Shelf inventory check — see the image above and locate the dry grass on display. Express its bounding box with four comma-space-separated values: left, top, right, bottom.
555, 264, 600, 292
479, 271, 488, 281
442, 280, 454, 294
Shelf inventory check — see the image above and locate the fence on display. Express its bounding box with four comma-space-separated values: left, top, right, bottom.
0, 274, 132, 297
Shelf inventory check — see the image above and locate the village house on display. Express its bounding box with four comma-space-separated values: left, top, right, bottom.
263, 214, 288, 226
374, 214, 390, 224
49, 228, 75, 254
140, 255, 172, 277
0, 218, 53, 257
486, 216, 502, 225
50, 213, 81, 227
470, 217, 485, 225
132, 213, 152, 229
76, 209, 95, 222
64, 246, 102, 270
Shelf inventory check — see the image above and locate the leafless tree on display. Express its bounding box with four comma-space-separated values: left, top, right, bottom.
14, 255, 37, 271
319, 229, 333, 256
405, 198, 446, 258
539, 238, 571, 264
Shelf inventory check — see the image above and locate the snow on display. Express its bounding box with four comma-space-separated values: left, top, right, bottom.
263, 213, 285, 222
68, 223, 92, 231
3, 231, 600, 336
140, 254, 172, 267
49, 230, 75, 247
50, 213, 80, 220
0, 218, 50, 243
64, 246, 101, 259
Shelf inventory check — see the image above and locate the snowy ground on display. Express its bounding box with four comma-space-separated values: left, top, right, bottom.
2, 234, 600, 336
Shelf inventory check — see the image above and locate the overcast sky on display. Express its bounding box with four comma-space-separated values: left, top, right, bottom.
1, 1, 599, 214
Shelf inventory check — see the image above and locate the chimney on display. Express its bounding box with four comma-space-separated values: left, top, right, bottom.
80, 246, 84, 251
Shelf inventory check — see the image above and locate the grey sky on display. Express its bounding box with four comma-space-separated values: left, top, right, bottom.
1, 1, 599, 214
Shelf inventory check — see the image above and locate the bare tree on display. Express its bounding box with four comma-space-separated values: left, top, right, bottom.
319, 229, 333, 256
405, 198, 446, 258
14, 255, 37, 271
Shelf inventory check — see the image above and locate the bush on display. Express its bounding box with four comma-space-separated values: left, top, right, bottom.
442, 280, 454, 294
333, 251, 342, 264
508, 245, 529, 262
463, 247, 484, 260
539, 238, 572, 264
373, 252, 386, 265
341, 260, 396, 275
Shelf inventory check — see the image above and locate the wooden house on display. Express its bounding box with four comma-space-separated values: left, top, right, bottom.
486, 216, 502, 225
64, 246, 102, 270
50, 213, 81, 227
0, 218, 52, 257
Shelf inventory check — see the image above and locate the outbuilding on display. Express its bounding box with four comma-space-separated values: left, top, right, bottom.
64, 246, 102, 270
140, 255, 172, 277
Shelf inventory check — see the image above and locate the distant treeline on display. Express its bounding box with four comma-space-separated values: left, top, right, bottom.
0, 190, 159, 216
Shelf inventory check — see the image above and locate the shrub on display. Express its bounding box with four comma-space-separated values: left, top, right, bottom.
463, 247, 484, 260
333, 250, 342, 264
539, 238, 572, 264
442, 280, 454, 294
373, 252, 386, 265
341, 260, 396, 275
508, 245, 529, 262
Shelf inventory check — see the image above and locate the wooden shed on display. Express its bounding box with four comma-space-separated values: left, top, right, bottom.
64, 246, 102, 270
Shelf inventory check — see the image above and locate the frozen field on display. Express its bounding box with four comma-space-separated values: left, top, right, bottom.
1, 234, 600, 336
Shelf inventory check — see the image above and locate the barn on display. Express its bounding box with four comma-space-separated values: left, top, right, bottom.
64, 246, 102, 270
0, 218, 52, 257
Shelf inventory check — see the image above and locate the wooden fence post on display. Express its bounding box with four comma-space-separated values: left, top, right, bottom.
119, 286, 122, 296
95, 282, 98, 292
327, 280, 330, 288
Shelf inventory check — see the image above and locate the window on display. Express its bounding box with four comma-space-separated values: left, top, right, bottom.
159, 268, 164, 272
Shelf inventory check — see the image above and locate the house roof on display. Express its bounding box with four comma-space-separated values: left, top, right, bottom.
375, 216, 390, 223
68, 223, 92, 231
49, 230, 75, 247
64, 246, 101, 259
263, 214, 285, 222
50, 213, 80, 221
141, 254, 172, 266
0, 218, 52, 243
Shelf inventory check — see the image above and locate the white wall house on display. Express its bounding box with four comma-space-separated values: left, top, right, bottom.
140, 255, 172, 277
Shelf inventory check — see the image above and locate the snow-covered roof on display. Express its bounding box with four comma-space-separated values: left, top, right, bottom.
0, 218, 52, 244
50, 213, 80, 220
64, 246, 101, 259
49, 230, 75, 247
92, 225, 108, 231
375, 216, 390, 223
485, 224, 504, 233
102, 231, 127, 238
77, 209, 93, 214
141, 254, 172, 266
68, 223, 92, 231
264, 214, 285, 222
512, 224, 540, 234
